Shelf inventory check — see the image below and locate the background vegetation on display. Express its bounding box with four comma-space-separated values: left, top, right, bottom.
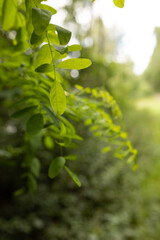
1, 0, 160, 240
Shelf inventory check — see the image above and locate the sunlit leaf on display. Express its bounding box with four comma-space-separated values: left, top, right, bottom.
33, 44, 53, 69
67, 44, 82, 52
2, 0, 18, 31
50, 81, 66, 115
44, 135, 54, 149
57, 58, 92, 70
113, 0, 125, 8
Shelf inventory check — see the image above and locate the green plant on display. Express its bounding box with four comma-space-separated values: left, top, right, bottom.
0, 0, 135, 193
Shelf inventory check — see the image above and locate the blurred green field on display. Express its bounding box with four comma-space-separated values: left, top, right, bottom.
136, 94, 160, 114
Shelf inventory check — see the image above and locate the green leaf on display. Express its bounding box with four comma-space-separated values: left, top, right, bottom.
54, 45, 68, 54
64, 155, 77, 161
38, 4, 57, 15
45, 24, 60, 45
54, 51, 67, 60
30, 31, 45, 46
102, 147, 111, 153
42, 105, 60, 127
54, 24, 71, 45
47, 71, 64, 83
14, 188, 25, 197
27, 174, 37, 193
35, 64, 54, 73
67, 44, 82, 52
2, 0, 18, 31
113, 0, 125, 8
32, 7, 51, 35
50, 81, 66, 115
11, 106, 37, 119
65, 166, 81, 187
48, 157, 66, 178
44, 135, 54, 149
33, 44, 53, 69
31, 158, 41, 177
57, 58, 92, 70
26, 113, 43, 136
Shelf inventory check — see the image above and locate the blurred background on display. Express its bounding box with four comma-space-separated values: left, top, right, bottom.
1, 0, 160, 239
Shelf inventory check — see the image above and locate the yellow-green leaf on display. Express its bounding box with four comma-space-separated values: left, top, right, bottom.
33, 44, 54, 69
67, 44, 82, 52
57, 58, 92, 70
113, 0, 125, 8
2, 0, 18, 31
50, 81, 66, 115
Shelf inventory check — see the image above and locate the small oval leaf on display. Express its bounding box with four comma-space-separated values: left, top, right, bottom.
67, 44, 82, 52
26, 113, 43, 136
33, 44, 54, 69
44, 135, 54, 149
48, 157, 66, 178
57, 58, 92, 70
31, 158, 41, 177
50, 81, 66, 115
113, 0, 125, 8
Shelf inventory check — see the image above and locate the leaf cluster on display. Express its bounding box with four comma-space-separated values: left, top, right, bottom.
0, 0, 135, 193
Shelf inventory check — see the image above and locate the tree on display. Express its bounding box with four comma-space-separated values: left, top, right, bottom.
144, 27, 160, 91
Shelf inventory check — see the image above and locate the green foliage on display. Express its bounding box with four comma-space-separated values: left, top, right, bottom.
26, 113, 43, 136
0, 0, 135, 192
